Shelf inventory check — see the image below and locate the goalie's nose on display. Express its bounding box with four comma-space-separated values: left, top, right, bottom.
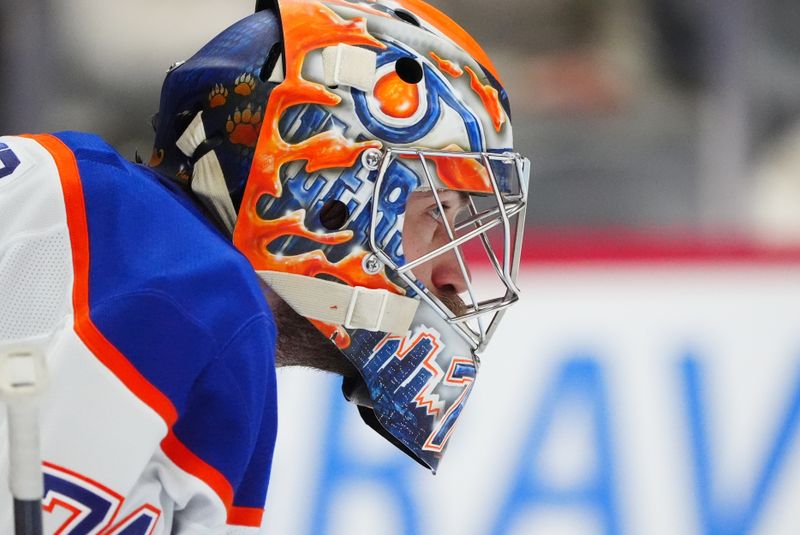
430, 248, 471, 297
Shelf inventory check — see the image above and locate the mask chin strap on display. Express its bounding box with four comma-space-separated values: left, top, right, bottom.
176, 111, 239, 235
258, 270, 419, 336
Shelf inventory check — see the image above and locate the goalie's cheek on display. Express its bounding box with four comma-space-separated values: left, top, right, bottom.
401, 207, 468, 296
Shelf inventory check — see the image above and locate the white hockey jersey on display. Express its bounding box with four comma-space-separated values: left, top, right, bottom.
0, 133, 278, 533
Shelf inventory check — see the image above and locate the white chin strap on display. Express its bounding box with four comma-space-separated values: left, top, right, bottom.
258, 271, 419, 336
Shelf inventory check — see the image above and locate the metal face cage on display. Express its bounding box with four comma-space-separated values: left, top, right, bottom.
369, 148, 530, 354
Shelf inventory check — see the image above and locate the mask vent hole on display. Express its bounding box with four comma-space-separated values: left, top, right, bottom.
395, 57, 423, 84
394, 9, 420, 26
320, 199, 349, 230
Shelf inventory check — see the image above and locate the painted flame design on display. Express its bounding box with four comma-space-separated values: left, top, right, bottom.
464, 66, 506, 133
429, 51, 463, 78
428, 51, 506, 134
231, 0, 507, 347
233, 0, 401, 347
400, 144, 493, 193
240, 0, 386, 200
429, 144, 493, 193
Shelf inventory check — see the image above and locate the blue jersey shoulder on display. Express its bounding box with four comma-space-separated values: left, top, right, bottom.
54, 132, 277, 509
56, 132, 270, 342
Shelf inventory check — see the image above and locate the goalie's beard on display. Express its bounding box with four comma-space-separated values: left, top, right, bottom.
264, 286, 360, 377
263, 278, 467, 376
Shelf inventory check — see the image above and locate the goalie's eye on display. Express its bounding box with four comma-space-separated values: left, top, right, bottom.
428, 205, 443, 222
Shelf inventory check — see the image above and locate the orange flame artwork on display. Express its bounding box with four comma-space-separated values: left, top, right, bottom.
233, 0, 402, 347
465, 66, 506, 133
429, 51, 463, 78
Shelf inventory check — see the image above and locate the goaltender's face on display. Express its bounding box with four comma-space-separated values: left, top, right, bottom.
402, 189, 471, 313
271, 189, 472, 376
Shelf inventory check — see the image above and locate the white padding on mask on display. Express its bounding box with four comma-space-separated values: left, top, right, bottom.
322, 44, 377, 91
258, 270, 419, 336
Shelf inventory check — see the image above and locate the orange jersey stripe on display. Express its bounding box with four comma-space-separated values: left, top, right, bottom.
27, 134, 264, 528
25, 134, 180, 427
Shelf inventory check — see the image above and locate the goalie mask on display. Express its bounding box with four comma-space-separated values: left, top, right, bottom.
150, 0, 529, 472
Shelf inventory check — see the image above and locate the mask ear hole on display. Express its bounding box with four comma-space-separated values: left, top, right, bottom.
395, 57, 423, 84
319, 199, 349, 230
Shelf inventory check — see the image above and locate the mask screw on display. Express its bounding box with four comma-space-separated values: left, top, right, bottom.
361, 148, 383, 171
362, 254, 383, 274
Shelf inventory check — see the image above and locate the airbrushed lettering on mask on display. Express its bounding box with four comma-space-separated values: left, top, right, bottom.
0, 143, 21, 180
264, 104, 416, 265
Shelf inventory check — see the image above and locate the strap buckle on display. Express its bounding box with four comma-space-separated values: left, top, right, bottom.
344, 287, 390, 332
0, 347, 47, 400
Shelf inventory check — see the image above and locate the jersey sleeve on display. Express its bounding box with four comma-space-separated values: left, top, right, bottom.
90, 291, 278, 532
171, 314, 279, 530
0, 132, 279, 533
